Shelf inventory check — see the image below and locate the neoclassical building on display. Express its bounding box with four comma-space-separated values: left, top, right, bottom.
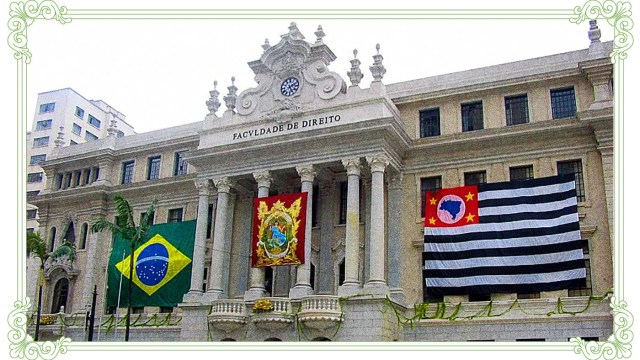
30, 21, 614, 342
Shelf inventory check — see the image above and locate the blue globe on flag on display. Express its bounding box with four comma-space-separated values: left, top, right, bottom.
135, 243, 169, 286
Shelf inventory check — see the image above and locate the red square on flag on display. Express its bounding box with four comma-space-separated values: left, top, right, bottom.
425, 185, 479, 227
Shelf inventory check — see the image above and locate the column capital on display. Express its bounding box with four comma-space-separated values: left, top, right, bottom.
252, 170, 272, 189
366, 154, 390, 173
296, 164, 316, 183
342, 157, 362, 176
213, 177, 234, 193
388, 173, 403, 190
194, 179, 212, 196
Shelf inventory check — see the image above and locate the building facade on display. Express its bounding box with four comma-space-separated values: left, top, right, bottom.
29, 21, 614, 342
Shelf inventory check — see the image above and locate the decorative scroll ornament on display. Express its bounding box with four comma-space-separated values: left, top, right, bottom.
303, 60, 347, 100
571, 0, 634, 62
8, 0, 71, 63
571, 296, 634, 359
237, 74, 273, 116
8, 298, 71, 359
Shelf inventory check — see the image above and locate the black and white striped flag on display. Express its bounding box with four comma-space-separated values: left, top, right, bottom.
423, 174, 586, 296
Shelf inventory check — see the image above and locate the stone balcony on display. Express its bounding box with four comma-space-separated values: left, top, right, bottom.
208, 299, 248, 333
298, 295, 343, 330
250, 297, 294, 330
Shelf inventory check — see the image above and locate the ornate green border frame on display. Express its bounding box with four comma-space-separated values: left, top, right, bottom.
6, 1, 634, 358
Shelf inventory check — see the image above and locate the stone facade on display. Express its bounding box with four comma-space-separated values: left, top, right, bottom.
29, 22, 614, 342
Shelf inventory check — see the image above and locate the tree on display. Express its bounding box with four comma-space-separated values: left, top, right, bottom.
90, 194, 156, 341
26, 231, 48, 341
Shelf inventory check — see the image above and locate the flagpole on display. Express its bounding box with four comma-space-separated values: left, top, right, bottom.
114, 249, 125, 339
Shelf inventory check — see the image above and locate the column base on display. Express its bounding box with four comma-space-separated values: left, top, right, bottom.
362, 281, 389, 296
338, 282, 361, 297
177, 303, 210, 341
289, 284, 313, 300
181, 290, 204, 304
244, 287, 268, 301
389, 287, 406, 306
202, 290, 225, 303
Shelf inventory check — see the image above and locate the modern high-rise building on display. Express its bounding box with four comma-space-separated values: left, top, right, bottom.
28, 21, 614, 343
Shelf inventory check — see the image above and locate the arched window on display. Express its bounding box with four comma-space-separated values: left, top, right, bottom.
48, 227, 57, 251
63, 222, 76, 246
80, 223, 88, 249
51, 278, 69, 313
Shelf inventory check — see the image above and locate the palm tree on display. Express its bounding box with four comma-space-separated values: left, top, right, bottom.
90, 194, 156, 341
26, 231, 48, 341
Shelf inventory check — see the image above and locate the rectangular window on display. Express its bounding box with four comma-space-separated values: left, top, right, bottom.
568, 240, 592, 296
36, 119, 52, 130
551, 87, 577, 119
557, 159, 586, 202
74, 170, 81, 187
461, 101, 484, 132
26, 209, 37, 219
140, 211, 155, 225
147, 156, 161, 180
27, 172, 43, 183
33, 137, 49, 148
88, 114, 101, 129
64, 172, 72, 188
75, 106, 85, 119
339, 181, 348, 224
72, 123, 82, 135
420, 176, 442, 217
159, 306, 173, 313
168, 208, 183, 223
464, 171, 486, 186
509, 165, 534, 181
505, 94, 529, 125
206, 204, 213, 239
121, 161, 135, 184
39, 102, 55, 113
174, 151, 188, 176
29, 154, 46, 165
26, 190, 39, 198
419, 108, 441, 137
131, 307, 144, 314
85, 131, 98, 141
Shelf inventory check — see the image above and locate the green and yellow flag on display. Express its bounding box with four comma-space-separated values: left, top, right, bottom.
107, 221, 196, 308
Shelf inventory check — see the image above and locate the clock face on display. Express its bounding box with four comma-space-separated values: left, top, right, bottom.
280, 77, 300, 97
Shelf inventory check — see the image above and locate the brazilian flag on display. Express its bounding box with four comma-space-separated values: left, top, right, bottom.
106, 221, 196, 307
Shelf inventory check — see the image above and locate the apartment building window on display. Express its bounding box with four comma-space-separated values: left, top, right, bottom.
30, 154, 46, 165
509, 165, 534, 181
33, 137, 49, 148
72, 123, 82, 135
174, 151, 188, 176
75, 106, 85, 119
27, 172, 43, 183
464, 171, 486, 186
121, 161, 135, 184
505, 94, 529, 125
85, 131, 98, 141
419, 108, 441, 137
26, 209, 37, 219
568, 240, 592, 297
39, 102, 55, 113
36, 119, 52, 130
461, 101, 484, 132
167, 208, 183, 223
88, 115, 101, 129
147, 156, 161, 180
420, 176, 442, 217
557, 159, 586, 202
551, 87, 577, 119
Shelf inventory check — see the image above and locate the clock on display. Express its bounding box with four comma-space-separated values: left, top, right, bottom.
280, 77, 300, 97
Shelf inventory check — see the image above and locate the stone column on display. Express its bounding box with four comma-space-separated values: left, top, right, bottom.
236, 192, 254, 296
364, 154, 390, 295
183, 179, 211, 302
339, 157, 362, 296
387, 173, 405, 303
244, 171, 272, 301
205, 177, 233, 300
290, 164, 316, 299
318, 179, 335, 294
363, 177, 371, 284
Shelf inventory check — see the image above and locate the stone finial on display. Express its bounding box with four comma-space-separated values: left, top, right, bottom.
314, 25, 325, 45
369, 43, 386, 82
587, 20, 606, 57
262, 38, 270, 52
284, 21, 305, 40
206, 80, 221, 116
54, 126, 65, 147
347, 49, 364, 87
223, 77, 238, 114
106, 113, 118, 137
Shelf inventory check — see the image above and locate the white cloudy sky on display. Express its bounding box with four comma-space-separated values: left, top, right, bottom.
23, 0, 616, 133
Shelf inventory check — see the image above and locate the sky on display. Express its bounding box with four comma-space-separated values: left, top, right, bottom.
1, 0, 638, 359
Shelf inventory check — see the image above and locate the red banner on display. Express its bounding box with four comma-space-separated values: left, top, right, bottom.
424, 185, 479, 228
252, 192, 307, 267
